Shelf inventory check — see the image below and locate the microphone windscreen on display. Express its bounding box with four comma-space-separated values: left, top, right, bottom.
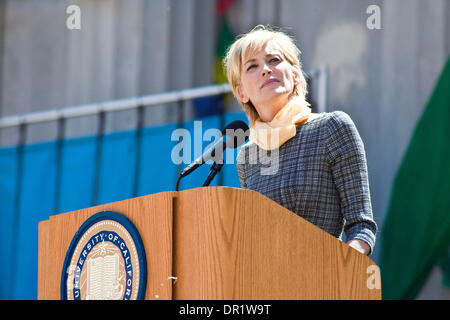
222, 120, 249, 148
222, 120, 249, 133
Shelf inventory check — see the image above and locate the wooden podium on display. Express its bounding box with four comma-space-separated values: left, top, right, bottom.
38, 187, 381, 300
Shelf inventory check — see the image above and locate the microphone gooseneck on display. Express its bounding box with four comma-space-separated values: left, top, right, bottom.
176, 120, 249, 191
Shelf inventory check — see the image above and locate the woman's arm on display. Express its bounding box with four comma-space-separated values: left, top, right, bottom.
326, 111, 377, 255
236, 146, 248, 188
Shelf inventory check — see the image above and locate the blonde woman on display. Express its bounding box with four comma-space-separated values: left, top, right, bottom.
224, 25, 376, 255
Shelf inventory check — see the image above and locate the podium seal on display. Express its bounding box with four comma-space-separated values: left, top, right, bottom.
61, 211, 147, 300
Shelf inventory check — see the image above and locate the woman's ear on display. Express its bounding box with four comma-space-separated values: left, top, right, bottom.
292, 68, 300, 86
236, 85, 250, 104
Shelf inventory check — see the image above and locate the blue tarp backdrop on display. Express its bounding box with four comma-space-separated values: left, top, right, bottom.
0, 111, 247, 299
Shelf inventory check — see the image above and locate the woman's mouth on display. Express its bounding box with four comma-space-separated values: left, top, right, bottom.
261, 78, 280, 88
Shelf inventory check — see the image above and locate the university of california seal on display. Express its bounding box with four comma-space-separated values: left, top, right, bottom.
61, 211, 147, 300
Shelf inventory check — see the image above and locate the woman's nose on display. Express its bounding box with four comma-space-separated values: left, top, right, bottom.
261, 64, 272, 76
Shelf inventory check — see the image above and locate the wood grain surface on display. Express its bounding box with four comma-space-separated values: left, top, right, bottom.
38, 187, 381, 300
172, 187, 381, 300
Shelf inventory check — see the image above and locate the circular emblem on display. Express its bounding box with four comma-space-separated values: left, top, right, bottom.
61, 211, 147, 300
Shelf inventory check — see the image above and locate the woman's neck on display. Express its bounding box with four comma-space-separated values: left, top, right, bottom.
256, 95, 292, 122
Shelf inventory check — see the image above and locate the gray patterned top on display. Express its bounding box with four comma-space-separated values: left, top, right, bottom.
236, 111, 377, 254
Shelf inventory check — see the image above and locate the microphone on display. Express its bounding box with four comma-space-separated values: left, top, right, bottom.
179, 120, 249, 179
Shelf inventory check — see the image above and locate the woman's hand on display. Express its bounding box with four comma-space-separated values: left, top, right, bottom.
347, 239, 370, 255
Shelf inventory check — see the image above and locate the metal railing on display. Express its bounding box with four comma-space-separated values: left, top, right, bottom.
0, 83, 233, 129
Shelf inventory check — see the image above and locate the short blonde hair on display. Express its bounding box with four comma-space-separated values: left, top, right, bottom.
223, 25, 309, 125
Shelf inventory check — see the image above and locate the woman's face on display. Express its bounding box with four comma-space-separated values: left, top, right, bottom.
237, 41, 299, 122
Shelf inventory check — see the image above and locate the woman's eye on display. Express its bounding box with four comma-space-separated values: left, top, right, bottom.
269, 57, 280, 63
247, 64, 257, 71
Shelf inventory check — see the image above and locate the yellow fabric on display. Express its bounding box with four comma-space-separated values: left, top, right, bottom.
249, 97, 311, 150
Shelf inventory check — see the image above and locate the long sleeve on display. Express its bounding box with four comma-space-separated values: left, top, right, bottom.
325, 111, 377, 254
236, 147, 247, 188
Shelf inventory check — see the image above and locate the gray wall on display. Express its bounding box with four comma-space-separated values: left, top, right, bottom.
0, 0, 220, 145
0, 0, 449, 298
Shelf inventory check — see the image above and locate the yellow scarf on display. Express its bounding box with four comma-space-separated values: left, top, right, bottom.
249, 97, 311, 150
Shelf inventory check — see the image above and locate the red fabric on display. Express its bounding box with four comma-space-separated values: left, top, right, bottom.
216, 0, 235, 15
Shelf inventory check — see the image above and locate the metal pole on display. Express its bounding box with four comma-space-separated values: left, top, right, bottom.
54, 117, 66, 214
0, 84, 232, 129
132, 105, 145, 198
10, 122, 27, 298
92, 111, 106, 206
317, 64, 328, 113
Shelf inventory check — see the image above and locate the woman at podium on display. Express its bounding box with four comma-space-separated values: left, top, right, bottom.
224, 25, 377, 256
